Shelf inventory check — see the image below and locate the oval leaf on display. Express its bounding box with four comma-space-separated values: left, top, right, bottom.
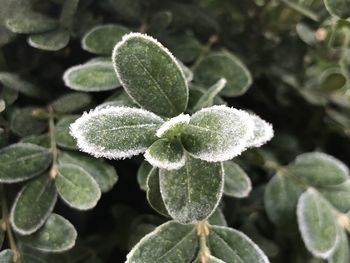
52, 92, 92, 114
28, 28, 70, 51
146, 168, 169, 216
137, 161, 153, 191
223, 161, 252, 198
10, 107, 47, 137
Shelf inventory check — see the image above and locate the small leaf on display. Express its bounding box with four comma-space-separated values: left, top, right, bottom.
0, 143, 52, 183
82, 24, 130, 55
208, 208, 227, 226
324, 0, 350, 19
63, 62, 120, 92
19, 214, 77, 252
28, 28, 70, 51
0, 99, 5, 112
297, 188, 338, 258
223, 161, 252, 198
181, 105, 254, 162
56, 163, 101, 210
52, 92, 92, 114
10, 175, 57, 235
188, 84, 226, 113
159, 155, 223, 223
58, 151, 118, 193
194, 51, 252, 97
55, 116, 78, 150
10, 107, 47, 137
0, 249, 14, 262
21, 134, 50, 148
126, 221, 197, 263
329, 228, 350, 263
112, 32, 188, 117
208, 226, 270, 262
146, 168, 169, 216
137, 161, 153, 191
246, 114, 274, 148
156, 114, 190, 138
144, 139, 185, 170
70, 106, 164, 159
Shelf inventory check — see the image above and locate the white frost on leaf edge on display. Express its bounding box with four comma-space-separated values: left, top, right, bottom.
246, 113, 274, 149
296, 188, 339, 259
156, 114, 190, 138
70, 106, 164, 160
144, 147, 185, 170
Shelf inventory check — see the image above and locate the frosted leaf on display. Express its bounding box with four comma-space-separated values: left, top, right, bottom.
70, 106, 164, 159
329, 227, 350, 263
28, 28, 70, 51
156, 114, 190, 138
223, 161, 252, 198
246, 113, 274, 148
181, 105, 254, 162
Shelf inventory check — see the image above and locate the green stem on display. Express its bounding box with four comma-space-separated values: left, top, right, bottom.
191, 35, 218, 71
48, 106, 58, 179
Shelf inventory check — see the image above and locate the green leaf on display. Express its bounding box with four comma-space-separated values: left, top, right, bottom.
181, 105, 254, 162
28, 28, 70, 51
0, 143, 52, 183
188, 84, 226, 113
296, 23, 317, 46
146, 167, 169, 216
223, 161, 252, 198
21, 134, 50, 148
144, 139, 185, 170
19, 214, 77, 252
208, 226, 270, 263
159, 155, 223, 223
58, 151, 118, 193
52, 92, 92, 114
297, 188, 338, 258
148, 11, 173, 33
0, 99, 5, 112
112, 32, 188, 117
137, 161, 153, 191
10, 175, 57, 235
194, 51, 252, 97
208, 208, 227, 226
126, 221, 197, 263
193, 255, 225, 263
56, 163, 101, 210
55, 116, 78, 150
329, 228, 350, 263
70, 106, 164, 159
246, 114, 274, 148
82, 24, 130, 55
63, 62, 120, 92
324, 0, 350, 19
156, 114, 190, 139
0, 249, 14, 262
319, 181, 350, 213
10, 107, 47, 137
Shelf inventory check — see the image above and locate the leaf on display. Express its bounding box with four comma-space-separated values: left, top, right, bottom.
126, 221, 197, 263
70, 106, 164, 159
329, 228, 350, 263
82, 24, 130, 55
223, 161, 252, 198
208, 208, 227, 227
144, 139, 185, 170
52, 92, 92, 114
19, 214, 77, 252
319, 181, 350, 213
10, 107, 47, 137
55, 116, 78, 150
58, 151, 118, 193
188, 84, 226, 113
193, 255, 225, 263
0, 249, 14, 262
10, 175, 57, 235
0, 143, 52, 183
63, 62, 120, 92
146, 167, 169, 216
297, 188, 338, 258
194, 51, 252, 97
156, 114, 190, 138
137, 161, 153, 191
112, 32, 188, 117
0, 99, 5, 112
28, 28, 70, 51
245, 114, 274, 149
159, 155, 224, 223
324, 0, 350, 19
21, 134, 50, 148
181, 105, 254, 162
56, 163, 101, 210
208, 226, 270, 263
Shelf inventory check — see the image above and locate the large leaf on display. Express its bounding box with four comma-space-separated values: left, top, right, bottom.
0, 143, 52, 183
10, 175, 57, 235
159, 155, 223, 223
146, 167, 169, 216
56, 163, 101, 210
112, 32, 188, 117
324, 0, 350, 19
70, 106, 164, 159
297, 189, 338, 258
126, 221, 197, 263
181, 105, 254, 162
28, 28, 70, 51
223, 161, 252, 198
208, 226, 270, 263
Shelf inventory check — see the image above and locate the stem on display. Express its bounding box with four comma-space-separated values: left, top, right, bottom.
196, 220, 210, 263
191, 35, 218, 71
1, 185, 20, 262
280, 0, 319, 21
48, 106, 58, 179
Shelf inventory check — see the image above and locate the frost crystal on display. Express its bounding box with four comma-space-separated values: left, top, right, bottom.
156, 114, 190, 138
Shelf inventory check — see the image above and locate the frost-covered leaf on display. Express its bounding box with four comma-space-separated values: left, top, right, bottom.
11, 175, 57, 235
146, 167, 169, 216
56, 163, 101, 210
137, 161, 153, 191
10, 107, 47, 137
126, 221, 197, 263
194, 51, 252, 97
181, 105, 254, 162
208, 226, 270, 263
324, 0, 350, 19
63, 62, 120, 92
0, 143, 51, 183
208, 208, 227, 226
156, 114, 190, 138
223, 161, 252, 198
52, 92, 92, 114
19, 214, 77, 253
28, 28, 70, 51
58, 151, 118, 193
319, 181, 350, 213
0, 249, 14, 262
159, 155, 223, 223
82, 24, 130, 55
297, 189, 338, 258
112, 32, 188, 117
144, 139, 185, 170
55, 116, 78, 150
329, 228, 350, 263
70, 106, 164, 159
246, 114, 274, 148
